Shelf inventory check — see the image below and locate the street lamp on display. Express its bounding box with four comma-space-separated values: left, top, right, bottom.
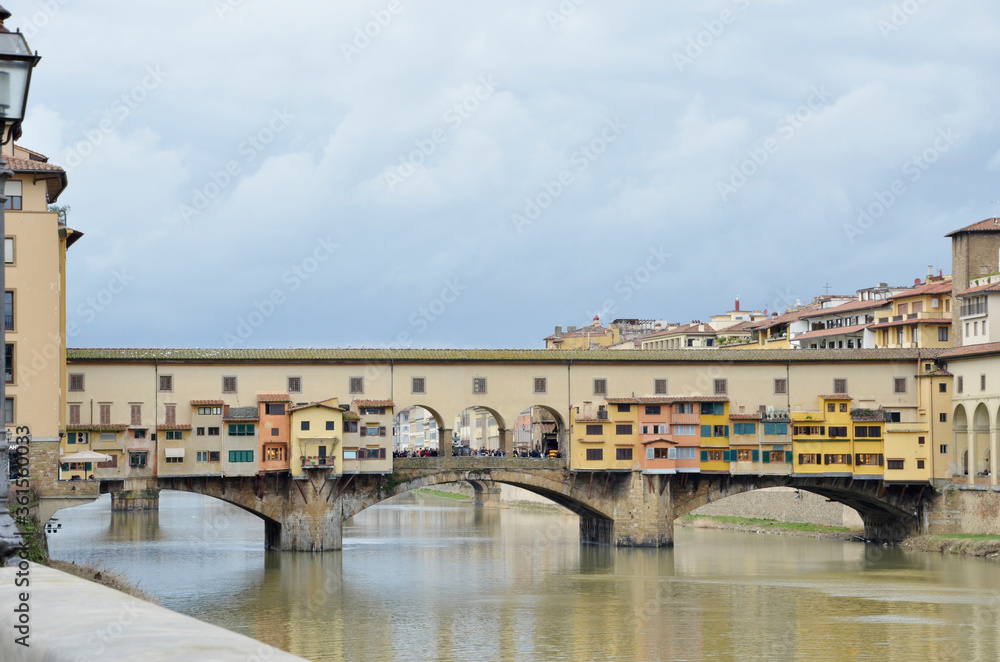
0, 5, 40, 494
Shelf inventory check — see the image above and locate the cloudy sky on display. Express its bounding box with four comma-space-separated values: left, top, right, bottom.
12, 0, 1000, 349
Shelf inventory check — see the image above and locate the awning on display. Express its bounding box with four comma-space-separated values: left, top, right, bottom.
60, 450, 112, 463
164, 448, 185, 458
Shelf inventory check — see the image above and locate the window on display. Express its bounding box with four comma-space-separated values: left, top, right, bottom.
349, 377, 364, 394
96, 455, 118, 469
833, 379, 847, 394
650, 447, 670, 459
828, 426, 848, 438
615, 424, 633, 435
412, 377, 426, 394
164, 430, 183, 440
4, 180, 21, 210
824, 454, 850, 465
703, 450, 723, 462
222, 376, 237, 393
99, 404, 111, 425
957, 376, 964, 393
271, 428, 279, 436
266, 447, 286, 462
798, 454, 818, 465
265, 403, 286, 416
840, 403, 848, 412
361, 406, 386, 415
854, 426, 881, 438
763, 423, 788, 435
733, 422, 756, 435
617, 404, 631, 413
134, 429, 146, 439
828, 403, 836, 413
196, 427, 205, 436
713, 425, 729, 437
198, 406, 223, 416
939, 413, 947, 423
159, 375, 173, 392
326, 420, 335, 431
208, 427, 220, 436
616, 448, 633, 461
164, 455, 183, 464
713, 379, 727, 395
4, 291, 13, 331
69, 373, 85, 392
673, 424, 697, 436
887, 459, 904, 470
209, 451, 220, 462
586, 448, 603, 461
68, 403, 81, 425
287, 377, 302, 393
129, 452, 147, 468
585, 425, 603, 435
301, 421, 311, 431
982, 374, 987, 392
344, 421, 358, 433
473, 377, 487, 394
343, 450, 358, 460
67, 432, 88, 445
701, 402, 724, 416
361, 425, 383, 437
228, 424, 256, 436
654, 379, 667, 395
645, 405, 661, 415
4, 397, 13, 424
3, 236, 13, 263
940, 444, 948, 454
675, 403, 694, 414
774, 378, 787, 395
593, 379, 607, 396
130, 404, 142, 426
197, 451, 208, 462
533, 378, 546, 394
228, 450, 254, 463
737, 449, 753, 461
855, 453, 883, 466
939, 383, 947, 393
893, 378, 906, 394
793, 426, 825, 436
938, 326, 949, 342
917, 460, 925, 469
164, 404, 176, 425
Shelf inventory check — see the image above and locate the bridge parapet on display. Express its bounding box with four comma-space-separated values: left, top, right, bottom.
394, 457, 567, 471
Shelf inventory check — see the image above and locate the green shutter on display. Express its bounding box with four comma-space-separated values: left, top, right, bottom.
752, 449, 760, 462
746, 423, 756, 435
723, 425, 729, 438
647, 448, 654, 460
778, 423, 788, 435
785, 450, 793, 464
85, 463, 92, 471
701, 425, 712, 438
700, 450, 709, 462
762, 452, 770, 464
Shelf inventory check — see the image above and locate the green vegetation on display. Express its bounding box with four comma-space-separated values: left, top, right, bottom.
681, 514, 855, 534
904, 535, 1000, 558
48, 561, 159, 603
415, 488, 472, 501
14, 517, 48, 564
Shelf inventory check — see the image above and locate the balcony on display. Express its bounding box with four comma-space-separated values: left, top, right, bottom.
302, 456, 335, 469
960, 302, 988, 318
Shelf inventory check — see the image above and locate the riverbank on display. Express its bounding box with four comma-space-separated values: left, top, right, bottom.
902, 535, 1000, 559
679, 514, 863, 540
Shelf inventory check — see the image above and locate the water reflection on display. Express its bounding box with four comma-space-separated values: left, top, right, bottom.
48, 491, 1000, 662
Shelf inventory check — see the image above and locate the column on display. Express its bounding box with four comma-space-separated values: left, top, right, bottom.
991, 427, 999, 487
968, 428, 976, 485
498, 429, 513, 455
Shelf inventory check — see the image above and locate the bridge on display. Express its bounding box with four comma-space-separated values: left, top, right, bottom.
83, 456, 931, 550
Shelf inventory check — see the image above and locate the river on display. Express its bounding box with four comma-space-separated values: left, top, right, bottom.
47, 491, 1000, 662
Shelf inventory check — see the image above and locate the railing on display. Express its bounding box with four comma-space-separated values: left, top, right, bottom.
961, 301, 988, 317
302, 456, 335, 469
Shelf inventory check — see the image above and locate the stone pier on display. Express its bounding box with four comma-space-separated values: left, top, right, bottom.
110, 479, 160, 512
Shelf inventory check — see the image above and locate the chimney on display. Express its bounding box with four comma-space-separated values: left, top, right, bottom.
927, 264, 934, 279
554, 326, 562, 335
568, 326, 577, 333
735, 296, 740, 312
224, 405, 230, 417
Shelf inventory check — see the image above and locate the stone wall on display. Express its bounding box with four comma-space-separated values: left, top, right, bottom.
924, 486, 1000, 535
689, 486, 864, 528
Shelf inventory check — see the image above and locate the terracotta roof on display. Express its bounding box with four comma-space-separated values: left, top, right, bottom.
719, 320, 755, 334
869, 317, 952, 329
607, 395, 728, 404
156, 424, 192, 431
354, 399, 394, 408
939, 342, 1000, 359
342, 411, 360, 421
574, 417, 610, 423
954, 281, 1000, 297
223, 406, 259, 422
642, 323, 717, 341
945, 218, 1000, 237
798, 299, 891, 320
289, 402, 343, 413
793, 324, 871, 342
605, 397, 639, 404
817, 394, 853, 400
749, 304, 822, 330
190, 399, 223, 406
257, 393, 291, 402
67, 424, 128, 432
729, 413, 762, 420
66, 347, 943, 364
6, 156, 64, 172
888, 280, 952, 299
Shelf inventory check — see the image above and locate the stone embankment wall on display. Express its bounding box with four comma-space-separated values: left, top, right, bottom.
689, 486, 864, 528
924, 487, 1000, 535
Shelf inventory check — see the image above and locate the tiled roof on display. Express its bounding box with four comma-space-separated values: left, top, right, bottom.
545, 324, 611, 341
793, 324, 870, 342
719, 321, 755, 333
605, 397, 638, 404
607, 395, 728, 404
289, 402, 342, 413
342, 411, 360, 421
66, 347, 943, 364
869, 317, 952, 329
945, 218, 1000, 237
156, 424, 192, 431
6, 156, 65, 172
939, 342, 1000, 359
798, 299, 891, 320
354, 399, 394, 408
190, 399, 223, 406
257, 393, 291, 402
641, 323, 717, 341
223, 406, 259, 422
729, 413, 762, 420
749, 306, 821, 331
67, 424, 128, 432
575, 417, 610, 423
888, 280, 952, 299
817, 394, 853, 400
954, 281, 1000, 297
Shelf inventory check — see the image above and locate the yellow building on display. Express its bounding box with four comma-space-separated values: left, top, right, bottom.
290, 399, 343, 478
871, 275, 953, 349
698, 399, 730, 473
570, 401, 611, 470
791, 396, 856, 476
4, 144, 77, 472
545, 317, 621, 349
